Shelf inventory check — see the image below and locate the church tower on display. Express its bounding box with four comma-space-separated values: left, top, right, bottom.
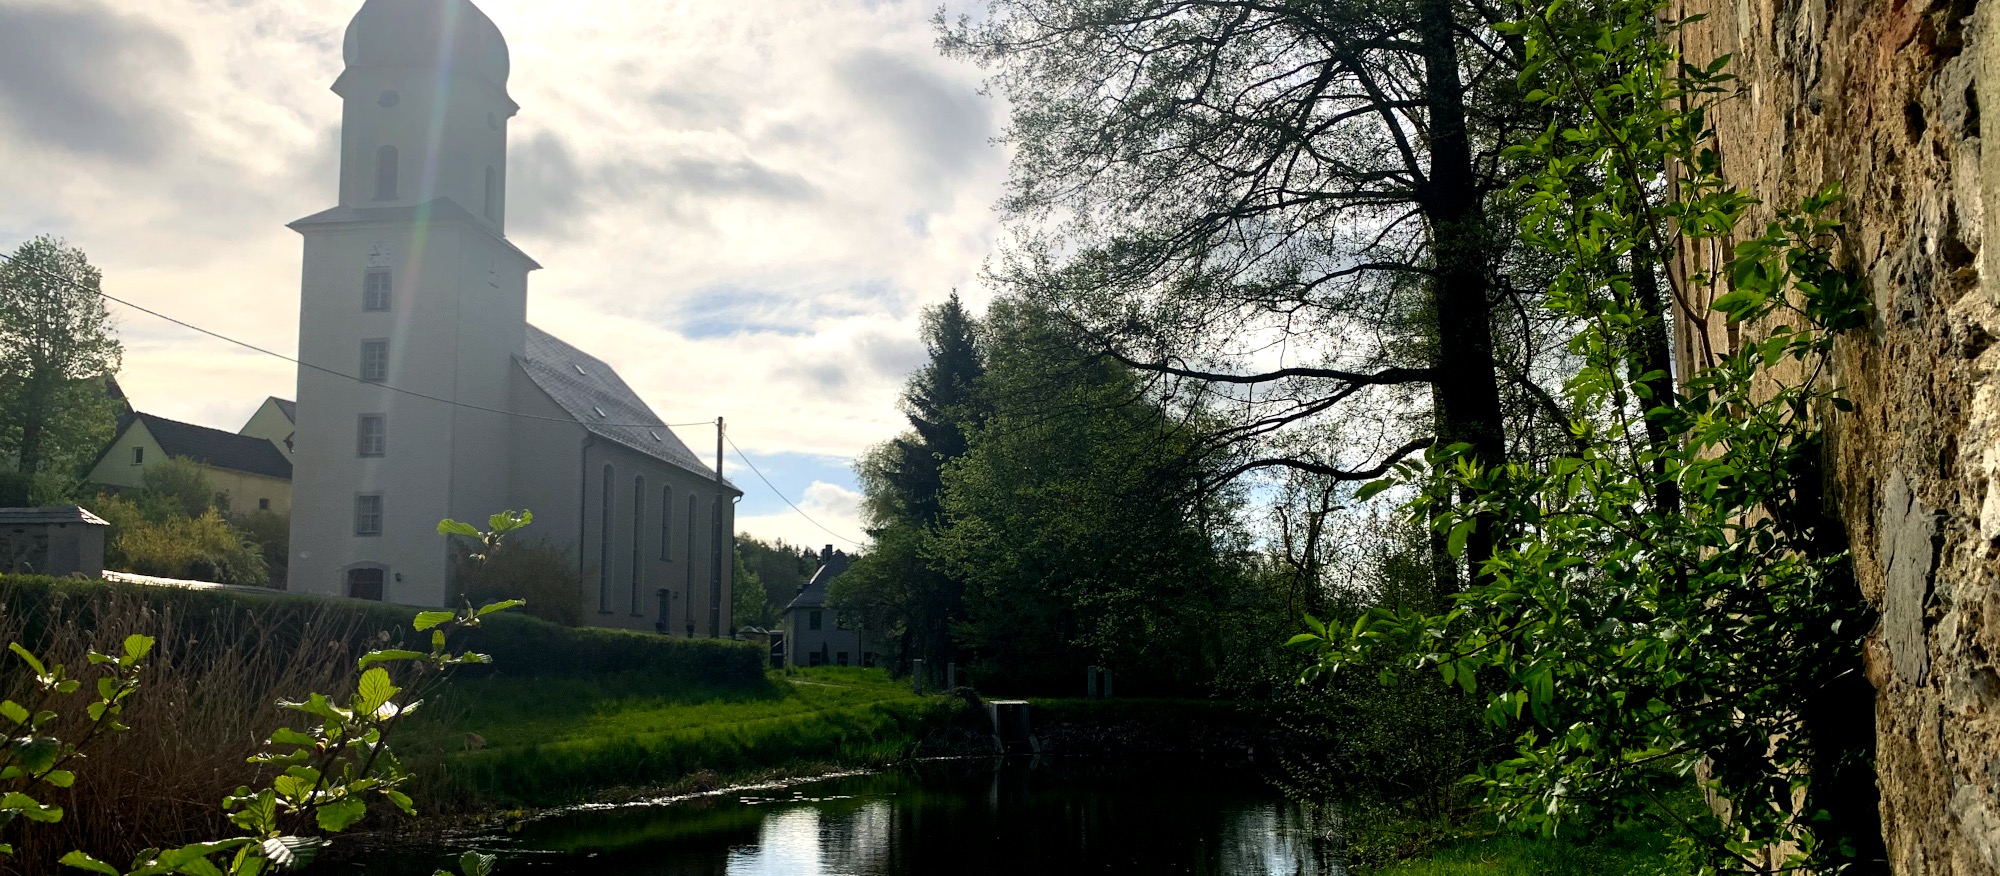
288, 0, 539, 603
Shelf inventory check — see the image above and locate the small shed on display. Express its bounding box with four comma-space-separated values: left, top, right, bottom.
0, 506, 110, 577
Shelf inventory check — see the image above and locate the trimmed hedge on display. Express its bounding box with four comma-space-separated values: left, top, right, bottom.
0, 574, 763, 686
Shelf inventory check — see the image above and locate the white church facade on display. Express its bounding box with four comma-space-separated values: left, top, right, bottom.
287, 0, 738, 637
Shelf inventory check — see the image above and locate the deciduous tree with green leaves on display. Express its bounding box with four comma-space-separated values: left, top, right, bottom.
0, 236, 122, 502
1291, 0, 1881, 871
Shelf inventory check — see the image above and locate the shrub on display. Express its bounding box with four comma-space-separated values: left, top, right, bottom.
230, 508, 289, 588
138, 456, 226, 518
452, 538, 584, 626
112, 509, 268, 585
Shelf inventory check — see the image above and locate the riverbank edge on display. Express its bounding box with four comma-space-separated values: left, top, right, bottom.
349, 694, 1279, 862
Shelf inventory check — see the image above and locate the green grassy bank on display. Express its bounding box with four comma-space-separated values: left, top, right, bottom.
1366, 823, 1675, 875
0, 573, 958, 866
426, 667, 953, 805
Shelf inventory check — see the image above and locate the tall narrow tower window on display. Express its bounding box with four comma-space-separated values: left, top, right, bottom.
374, 145, 399, 200
483, 166, 497, 220
363, 268, 391, 311
354, 494, 383, 537
357, 414, 386, 457
631, 476, 645, 615
359, 340, 388, 382
599, 464, 614, 613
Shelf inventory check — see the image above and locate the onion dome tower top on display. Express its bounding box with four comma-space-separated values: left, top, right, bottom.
326, 0, 517, 227
341, 0, 511, 92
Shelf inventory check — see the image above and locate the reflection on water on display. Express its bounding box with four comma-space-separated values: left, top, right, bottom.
393, 759, 1343, 875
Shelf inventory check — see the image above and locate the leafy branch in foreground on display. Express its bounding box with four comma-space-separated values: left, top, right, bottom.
1292, 1, 1875, 873
0, 512, 535, 876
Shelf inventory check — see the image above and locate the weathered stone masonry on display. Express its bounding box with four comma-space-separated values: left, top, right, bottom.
1669, 0, 2000, 870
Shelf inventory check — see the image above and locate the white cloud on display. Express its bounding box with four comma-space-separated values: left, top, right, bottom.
0, 0, 1005, 514
736, 479, 866, 550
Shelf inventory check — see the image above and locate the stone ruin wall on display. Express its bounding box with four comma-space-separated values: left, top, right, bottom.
1668, 0, 2000, 870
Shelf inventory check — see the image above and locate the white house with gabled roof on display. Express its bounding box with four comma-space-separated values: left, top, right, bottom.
286, 0, 739, 637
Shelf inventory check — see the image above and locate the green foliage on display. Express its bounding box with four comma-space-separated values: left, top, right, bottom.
0, 236, 121, 489
4, 597, 507, 873
1365, 816, 1678, 876
0, 575, 763, 687
110, 509, 269, 586
0, 635, 149, 856
1270, 527, 1492, 825
229, 510, 289, 589
140, 457, 227, 519
836, 293, 987, 673
451, 538, 585, 627
87, 463, 276, 587
929, 301, 1246, 693
1293, 2, 1876, 872
439, 669, 947, 804
0, 514, 539, 876
729, 546, 772, 629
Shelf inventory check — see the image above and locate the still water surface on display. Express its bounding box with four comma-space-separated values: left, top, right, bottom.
384, 759, 1344, 875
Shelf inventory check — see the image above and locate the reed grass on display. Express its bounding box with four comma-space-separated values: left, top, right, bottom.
0, 579, 369, 873
0, 574, 775, 872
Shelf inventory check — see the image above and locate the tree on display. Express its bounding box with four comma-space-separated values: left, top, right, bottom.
731, 545, 773, 629
736, 536, 818, 605
927, 301, 1243, 692
0, 236, 122, 498
140, 456, 228, 519
938, 0, 1640, 583
833, 294, 990, 673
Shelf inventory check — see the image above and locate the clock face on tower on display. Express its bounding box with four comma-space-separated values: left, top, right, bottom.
368, 243, 392, 268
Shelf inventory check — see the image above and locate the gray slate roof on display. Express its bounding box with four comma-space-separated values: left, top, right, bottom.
784, 552, 852, 612
272, 398, 296, 422
131, 413, 294, 480
520, 325, 738, 491
0, 506, 108, 526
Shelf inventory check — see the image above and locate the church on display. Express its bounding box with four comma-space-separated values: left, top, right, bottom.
286, 0, 739, 637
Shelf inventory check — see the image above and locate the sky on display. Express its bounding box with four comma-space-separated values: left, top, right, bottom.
0, 0, 1010, 549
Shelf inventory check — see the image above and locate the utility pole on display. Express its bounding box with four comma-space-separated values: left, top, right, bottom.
710, 416, 725, 638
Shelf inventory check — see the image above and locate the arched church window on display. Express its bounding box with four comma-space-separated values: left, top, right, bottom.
631, 475, 645, 615
660, 486, 673, 560
483, 166, 497, 220
375, 145, 399, 201
685, 494, 698, 595
599, 464, 614, 613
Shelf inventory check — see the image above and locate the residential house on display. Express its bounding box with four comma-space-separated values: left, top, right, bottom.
783, 546, 872, 667
89, 412, 293, 515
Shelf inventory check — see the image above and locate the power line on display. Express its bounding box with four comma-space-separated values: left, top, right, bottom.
726, 434, 867, 548
0, 250, 713, 430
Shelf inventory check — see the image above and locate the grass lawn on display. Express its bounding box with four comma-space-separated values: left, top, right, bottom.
1370, 822, 1676, 875
416, 667, 951, 806
449, 666, 921, 747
